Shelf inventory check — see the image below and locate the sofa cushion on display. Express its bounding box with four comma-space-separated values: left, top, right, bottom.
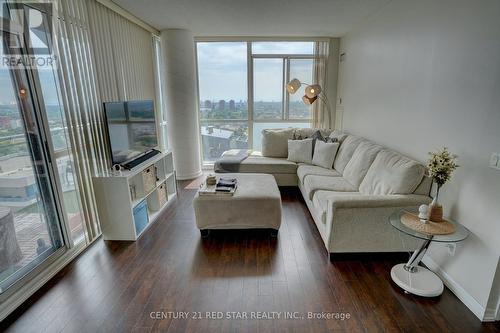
342, 141, 383, 187
261, 128, 294, 157
312, 141, 340, 169
239, 156, 298, 174
312, 190, 363, 224
333, 135, 365, 174
304, 175, 358, 200
297, 165, 341, 183
359, 150, 425, 195
287, 138, 313, 164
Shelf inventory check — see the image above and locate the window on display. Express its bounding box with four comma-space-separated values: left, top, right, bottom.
253, 58, 283, 120
0, 29, 66, 294
252, 42, 314, 55
28, 9, 85, 245
288, 59, 314, 119
196, 40, 317, 164
197, 42, 248, 162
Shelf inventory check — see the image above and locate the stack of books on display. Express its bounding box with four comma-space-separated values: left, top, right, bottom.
199, 177, 238, 196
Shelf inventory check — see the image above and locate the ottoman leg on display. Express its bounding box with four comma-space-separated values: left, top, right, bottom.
200, 229, 210, 238
270, 229, 279, 237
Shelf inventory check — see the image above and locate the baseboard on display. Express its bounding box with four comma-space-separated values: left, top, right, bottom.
422, 256, 491, 321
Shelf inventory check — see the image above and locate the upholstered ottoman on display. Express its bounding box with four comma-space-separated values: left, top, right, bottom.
193, 173, 282, 236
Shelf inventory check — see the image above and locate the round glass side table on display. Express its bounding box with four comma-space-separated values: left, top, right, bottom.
389, 209, 469, 297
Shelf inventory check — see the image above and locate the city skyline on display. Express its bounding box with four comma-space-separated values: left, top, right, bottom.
196, 42, 314, 102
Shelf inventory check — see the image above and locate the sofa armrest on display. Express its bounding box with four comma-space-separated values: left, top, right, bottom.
323, 194, 431, 253
329, 194, 432, 209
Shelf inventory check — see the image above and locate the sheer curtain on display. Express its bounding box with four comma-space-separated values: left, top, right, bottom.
312, 41, 330, 129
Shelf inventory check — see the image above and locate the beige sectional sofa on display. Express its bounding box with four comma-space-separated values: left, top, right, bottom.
217, 128, 432, 256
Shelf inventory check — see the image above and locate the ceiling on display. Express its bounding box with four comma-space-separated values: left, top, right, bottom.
112, 0, 391, 37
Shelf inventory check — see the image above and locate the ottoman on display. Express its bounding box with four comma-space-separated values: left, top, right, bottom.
193, 173, 282, 236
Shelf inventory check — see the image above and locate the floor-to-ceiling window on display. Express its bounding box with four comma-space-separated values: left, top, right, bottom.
0, 29, 66, 294
197, 42, 249, 162
0, 1, 84, 297
196, 40, 315, 164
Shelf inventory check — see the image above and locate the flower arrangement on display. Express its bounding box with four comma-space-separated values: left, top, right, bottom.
427, 147, 459, 201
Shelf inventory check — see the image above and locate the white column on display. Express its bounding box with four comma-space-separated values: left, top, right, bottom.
160, 29, 202, 180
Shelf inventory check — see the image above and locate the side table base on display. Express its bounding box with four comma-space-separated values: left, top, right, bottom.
391, 263, 443, 297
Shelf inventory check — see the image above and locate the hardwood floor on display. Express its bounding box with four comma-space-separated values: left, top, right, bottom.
1, 179, 499, 333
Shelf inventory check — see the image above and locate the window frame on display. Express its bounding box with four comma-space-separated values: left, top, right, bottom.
195, 38, 322, 165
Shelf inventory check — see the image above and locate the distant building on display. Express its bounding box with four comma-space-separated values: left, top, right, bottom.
200, 125, 247, 161
204, 100, 212, 108
229, 100, 235, 111
0, 116, 11, 129
0, 167, 37, 211
218, 100, 225, 110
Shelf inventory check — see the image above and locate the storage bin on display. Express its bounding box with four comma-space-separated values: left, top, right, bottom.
157, 182, 167, 208
147, 182, 167, 212
133, 200, 149, 235
142, 165, 156, 194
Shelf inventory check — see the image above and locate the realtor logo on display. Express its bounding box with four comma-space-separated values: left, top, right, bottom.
1, 1, 58, 69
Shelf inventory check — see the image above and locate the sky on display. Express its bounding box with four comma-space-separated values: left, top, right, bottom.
1, 29, 60, 106
197, 42, 314, 102
0, 68, 60, 106
2, 41, 315, 107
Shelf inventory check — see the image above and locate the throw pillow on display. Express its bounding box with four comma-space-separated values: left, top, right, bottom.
287, 138, 313, 164
293, 130, 326, 157
312, 140, 340, 169
261, 128, 294, 157
310, 130, 325, 155
325, 137, 338, 143
328, 130, 348, 143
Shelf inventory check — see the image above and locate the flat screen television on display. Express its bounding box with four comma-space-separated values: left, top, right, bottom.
103, 100, 158, 165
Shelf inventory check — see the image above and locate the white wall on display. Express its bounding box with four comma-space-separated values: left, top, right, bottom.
337, 0, 500, 320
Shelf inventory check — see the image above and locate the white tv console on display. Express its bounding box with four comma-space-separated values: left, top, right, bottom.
92, 151, 176, 240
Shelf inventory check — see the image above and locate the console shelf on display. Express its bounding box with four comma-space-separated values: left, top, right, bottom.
92, 151, 177, 240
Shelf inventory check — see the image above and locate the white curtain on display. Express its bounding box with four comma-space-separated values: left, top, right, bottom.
312, 41, 330, 129
52, 0, 157, 241
86, 0, 156, 102
54, 0, 108, 241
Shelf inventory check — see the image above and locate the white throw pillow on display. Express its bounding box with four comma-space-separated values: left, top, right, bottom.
261, 128, 294, 157
287, 139, 313, 164
312, 140, 340, 169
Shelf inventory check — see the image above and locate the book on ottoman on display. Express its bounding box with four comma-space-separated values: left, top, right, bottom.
199, 177, 238, 196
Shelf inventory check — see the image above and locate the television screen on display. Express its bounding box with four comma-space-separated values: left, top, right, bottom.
104, 100, 158, 165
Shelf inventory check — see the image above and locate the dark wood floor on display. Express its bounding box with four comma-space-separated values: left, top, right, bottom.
1, 179, 499, 333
